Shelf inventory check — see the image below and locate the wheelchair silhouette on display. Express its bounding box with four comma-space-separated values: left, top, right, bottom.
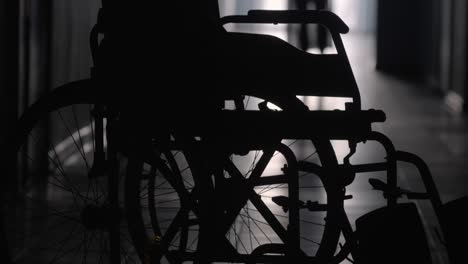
1, 2, 467, 264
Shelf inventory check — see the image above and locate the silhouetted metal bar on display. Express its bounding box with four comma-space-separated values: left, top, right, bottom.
106, 113, 121, 263
295, 0, 329, 51
395, 151, 443, 218
165, 110, 385, 141
220, 10, 349, 34
221, 149, 289, 242
248, 189, 289, 242
176, 250, 349, 264
367, 132, 398, 206
276, 143, 301, 256
254, 174, 288, 185
330, 31, 361, 108
344, 162, 388, 173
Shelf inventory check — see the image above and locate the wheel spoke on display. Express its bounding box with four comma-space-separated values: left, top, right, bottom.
6, 103, 135, 263
71, 105, 90, 170
57, 110, 90, 172
127, 131, 343, 262
46, 222, 80, 264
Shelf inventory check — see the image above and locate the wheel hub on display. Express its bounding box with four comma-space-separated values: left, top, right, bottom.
80, 204, 113, 230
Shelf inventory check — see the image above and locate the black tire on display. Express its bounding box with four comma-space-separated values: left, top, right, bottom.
125, 145, 196, 263
1, 80, 138, 263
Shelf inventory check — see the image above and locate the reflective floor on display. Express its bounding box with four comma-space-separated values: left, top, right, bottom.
6, 32, 465, 263
335, 33, 466, 264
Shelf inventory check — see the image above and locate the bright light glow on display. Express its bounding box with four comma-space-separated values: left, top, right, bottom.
262, 0, 288, 10
63, 142, 93, 167
48, 120, 108, 170
260, 0, 289, 40
222, 0, 289, 41
297, 96, 353, 111
49, 123, 93, 157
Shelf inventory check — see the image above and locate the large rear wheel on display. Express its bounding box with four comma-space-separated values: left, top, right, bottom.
1, 80, 138, 263
124, 97, 346, 263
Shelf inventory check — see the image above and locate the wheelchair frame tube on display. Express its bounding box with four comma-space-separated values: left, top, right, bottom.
363, 133, 444, 217
276, 143, 301, 257
366, 132, 398, 206
353, 134, 446, 240
330, 31, 361, 109
394, 151, 444, 226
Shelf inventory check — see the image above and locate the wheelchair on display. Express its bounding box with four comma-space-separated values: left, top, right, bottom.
1, 1, 467, 264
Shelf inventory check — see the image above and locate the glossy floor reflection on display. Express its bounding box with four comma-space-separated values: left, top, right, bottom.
335, 33, 464, 264
8, 32, 464, 263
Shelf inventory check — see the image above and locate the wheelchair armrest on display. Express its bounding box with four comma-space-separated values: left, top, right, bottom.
171, 109, 386, 141
220, 10, 349, 34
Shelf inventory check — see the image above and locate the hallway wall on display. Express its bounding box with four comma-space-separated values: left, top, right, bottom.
441, 0, 467, 111
376, 0, 468, 113
0, 0, 19, 142
376, 0, 437, 83
51, 0, 99, 87
333, 0, 377, 34
0, 0, 20, 192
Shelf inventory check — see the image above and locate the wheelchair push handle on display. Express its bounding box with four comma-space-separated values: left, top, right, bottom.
220, 10, 349, 34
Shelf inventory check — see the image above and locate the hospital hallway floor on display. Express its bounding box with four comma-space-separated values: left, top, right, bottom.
324, 33, 468, 263
5, 32, 467, 264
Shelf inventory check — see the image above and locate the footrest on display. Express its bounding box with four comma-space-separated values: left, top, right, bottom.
441, 196, 468, 264
355, 203, 432, 264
